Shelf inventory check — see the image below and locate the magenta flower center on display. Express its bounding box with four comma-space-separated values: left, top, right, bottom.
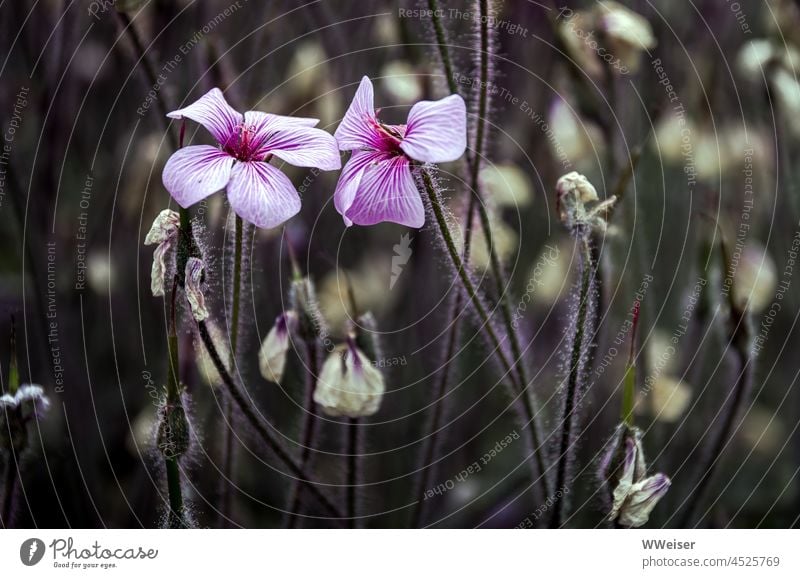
224, 123, 260, 162
367, 115, 406, 155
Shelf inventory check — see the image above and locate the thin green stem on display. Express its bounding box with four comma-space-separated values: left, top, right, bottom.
551, 238, 594, 528
196, 320, 343, 521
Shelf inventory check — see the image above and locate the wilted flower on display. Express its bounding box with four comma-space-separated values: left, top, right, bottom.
599, 425, 671, 528
162, 88, 341, 229
1, 385, 50, 453
556, 171, 616, 234
144, 209, 180, 297
333, 76, 466, 227
184, 257, 208, 321
258, 311, 298, 384
592, 1, 656, 72
314, 338, 385, 417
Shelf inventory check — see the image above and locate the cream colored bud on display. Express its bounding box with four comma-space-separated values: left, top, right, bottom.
314, 341, 385, 417
258, 312, 298, 384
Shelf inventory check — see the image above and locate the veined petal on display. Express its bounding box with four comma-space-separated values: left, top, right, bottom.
260, 126, 341, 171
334, 151, 384, 226
162, 145, 234, 208
227, 161, 301, 229
339, 153, 424, 228
334, 76, 379, 150
245, 111, 320, 153
400, 94, 467, 163
167, 88, 242, 145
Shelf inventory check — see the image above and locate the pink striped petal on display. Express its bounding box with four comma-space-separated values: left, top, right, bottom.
245, 111, 320, 153
162, 145, 234, 208
260, 126, 341, 170
334, 76, 380, 151
400, 94, 467, 163
336, 153, 423, 228
167, 88, 242, 145
227, 161, 301, 229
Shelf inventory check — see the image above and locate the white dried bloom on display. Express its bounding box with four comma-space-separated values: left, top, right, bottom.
144, 209, 180, 245
0, 384, 50, 420
556, 172, 616, 234
314, 340, 385, 417
557, 171, 598, 203
258, 312, 298, 384
145, 209, 180, 297
184, 257, 208, 321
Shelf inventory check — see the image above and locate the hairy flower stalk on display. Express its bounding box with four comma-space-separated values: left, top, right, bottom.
413, 2, 553, 514
680, 234, 754, 527
196, 319, 343, 521
551, 173, 615, 527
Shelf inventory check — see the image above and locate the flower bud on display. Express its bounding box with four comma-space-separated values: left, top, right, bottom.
258, 311, 298, 384
313, 338, 385, 417
556, 172, 616, 235
599, 424, 669, 527
157, 401, 191, 459
184, 257, 209, 321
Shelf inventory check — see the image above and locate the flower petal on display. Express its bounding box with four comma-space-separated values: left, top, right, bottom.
334, 76, 379, 150
162, 145, 233, 208
167, 88, 242, 145
338, 153, 424, 228
259, 126, 342, 171
244, 111, 320, 151
227, 161, 301, 229
400, 94, 467, 163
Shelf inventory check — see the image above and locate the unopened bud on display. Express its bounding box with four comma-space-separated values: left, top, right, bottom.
314, 338, 385, 417
258, 311, 298, 384
556, 172, 616, 235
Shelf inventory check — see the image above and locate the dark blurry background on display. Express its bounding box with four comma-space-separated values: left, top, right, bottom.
1, 0, 799, 528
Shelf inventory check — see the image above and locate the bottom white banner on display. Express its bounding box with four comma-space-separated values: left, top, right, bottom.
0, 529, 798, 576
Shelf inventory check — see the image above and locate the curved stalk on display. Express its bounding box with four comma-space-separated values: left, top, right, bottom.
196, 320, 343, 522
551, 238, 594, 528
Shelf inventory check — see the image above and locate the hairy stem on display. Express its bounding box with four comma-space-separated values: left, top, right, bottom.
551, 238, 594, 528
164, 281, 186, 528
427, 0, 459, 95
283, 340, 320, 528
219, 215, 244, 526
196, 321, 342, 521
420, 167, 550, 495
